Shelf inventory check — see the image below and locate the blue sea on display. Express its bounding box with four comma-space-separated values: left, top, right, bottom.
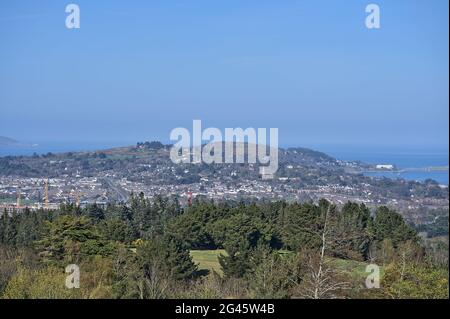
1, 142, 449, 185
315, 145, 449, 185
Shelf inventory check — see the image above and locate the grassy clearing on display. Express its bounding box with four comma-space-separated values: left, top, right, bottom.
190, 249, 226, 275
330, 258, 384, 280
190, 249, 383, 280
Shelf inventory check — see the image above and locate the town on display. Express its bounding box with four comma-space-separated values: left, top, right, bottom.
0, 142, 447, 227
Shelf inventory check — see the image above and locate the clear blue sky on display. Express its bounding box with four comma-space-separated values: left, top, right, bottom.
0, 0, 448, 149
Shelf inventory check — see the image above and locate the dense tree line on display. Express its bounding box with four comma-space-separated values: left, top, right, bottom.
0, 194, 447, 299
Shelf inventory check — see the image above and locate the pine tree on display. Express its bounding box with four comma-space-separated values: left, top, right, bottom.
4, 211, 18, 246
0, 209, 8, 243
163, 234, 197, 280
88, 204, 105, 220
219, 240, 252, 278
373, 206, 418, 246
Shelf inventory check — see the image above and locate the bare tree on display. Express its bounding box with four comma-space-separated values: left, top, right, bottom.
293, 205, 350, 299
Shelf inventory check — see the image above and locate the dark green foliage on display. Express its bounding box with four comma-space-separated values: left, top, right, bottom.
35, 215, 116, 263
247, 246, 300, 298
166, 202, 218, 249
330, 202, 373, 259
129, 193, 181, 239
219, 240, 252, 278
162, 234, 198, 280
100, 218, 135, 243
373, 206, 418, 246
87, 204, 105, 220
0, 209, 51, 247
422, 215, 449, 237
136, 235, 197, 281
0, 198, 420, 264
1, 195, 439, 299
279, 202, 323, 251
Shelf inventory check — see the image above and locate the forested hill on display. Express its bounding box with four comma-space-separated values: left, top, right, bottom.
0, 197, 447, 299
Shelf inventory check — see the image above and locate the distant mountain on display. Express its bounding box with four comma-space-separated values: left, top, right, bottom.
0, 136, 20, 146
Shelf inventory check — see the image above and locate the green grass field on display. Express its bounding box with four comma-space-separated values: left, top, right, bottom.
190, 249, 383, 280
190, 249, 226, 275
330, 258, 384, 280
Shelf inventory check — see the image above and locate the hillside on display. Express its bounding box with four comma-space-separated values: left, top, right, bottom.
0, 142, 447, 222
0, 136, 19, 146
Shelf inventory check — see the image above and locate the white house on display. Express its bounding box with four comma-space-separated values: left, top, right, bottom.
376, 164, 394, 170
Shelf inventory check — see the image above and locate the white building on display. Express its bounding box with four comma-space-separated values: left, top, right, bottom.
376, 164, 394, 170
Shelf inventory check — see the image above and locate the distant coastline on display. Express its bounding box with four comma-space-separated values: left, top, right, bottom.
0, 136, 37, 148
0, 136, 19, 146
323, 147, 449, 186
